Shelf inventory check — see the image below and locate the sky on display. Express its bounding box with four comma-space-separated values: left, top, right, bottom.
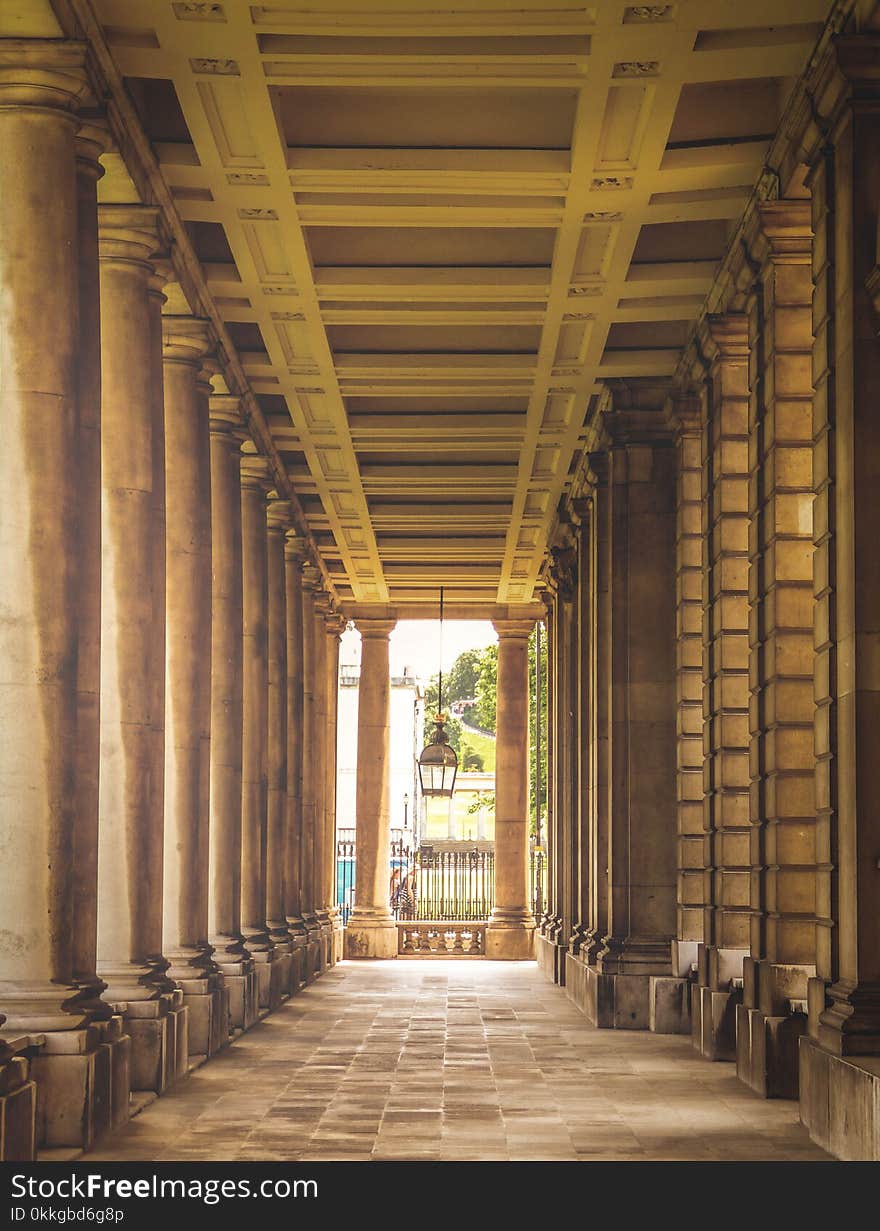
339, 619, 497, 678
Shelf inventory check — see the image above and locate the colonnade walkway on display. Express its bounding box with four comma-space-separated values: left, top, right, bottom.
86, 962, 828, 1163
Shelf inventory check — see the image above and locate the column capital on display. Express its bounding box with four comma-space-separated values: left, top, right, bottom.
325, 612, 348, 638
266, 492, 293, 533
314, 590, 333, 617
147, 252, 175, 307
239, 448, 273, 494
755, 200, 812, 262
301, 562, 323, 593
354, 616, 396, 639
0, 39, 88, 113
209, 393, 244, 438
492, 616, 535, 640
162, 315, 214, 366
74, 110, 112, 178
663, 390, 703, 436
703, 312, 750, 360
284, 528, 307, 563
97, 203, 162, 267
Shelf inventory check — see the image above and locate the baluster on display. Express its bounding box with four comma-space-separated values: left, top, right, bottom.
452, 926, 464, 954
419, 926, 432, 953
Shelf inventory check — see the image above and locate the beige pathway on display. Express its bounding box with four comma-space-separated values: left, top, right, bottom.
88, 960, 829, 1162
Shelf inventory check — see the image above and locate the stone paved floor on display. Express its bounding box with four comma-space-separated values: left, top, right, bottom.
88, 960, 829, 1162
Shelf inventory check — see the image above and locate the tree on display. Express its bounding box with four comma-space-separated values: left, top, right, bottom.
444, 647, 483, 705
473, 643, 498, 732
422, 674, 463, 752
529, 623, 548, 842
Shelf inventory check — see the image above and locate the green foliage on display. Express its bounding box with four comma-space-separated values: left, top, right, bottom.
444, 647, 483, 705
466, 791, 495, 815
473, 643, 498, 733
460, 743, 484, 771
529, 623, 548, 841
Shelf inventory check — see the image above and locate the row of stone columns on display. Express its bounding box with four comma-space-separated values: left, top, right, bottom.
0, 43, 340, 1157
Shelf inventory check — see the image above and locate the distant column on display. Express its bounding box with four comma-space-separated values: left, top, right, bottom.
345, 617, 398, 959
486, 615, 537, 960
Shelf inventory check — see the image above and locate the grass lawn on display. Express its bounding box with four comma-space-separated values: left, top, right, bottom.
458, 721, 496, 772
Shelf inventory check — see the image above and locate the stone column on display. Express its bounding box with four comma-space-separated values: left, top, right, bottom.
208, 386, 255, 1030
96, 205, 178, 1100
737, 201, 817, 1097
539, 535, 577, 983
588, 403, 676, 1027
581, 453, 611, 970
265, 493, 293, 999
798, 36, 880, 1161
668, 394, 706, 980
70, 118, 110, 1006
0, 40, 101, 1150
569, 494, 594, 957
564, 487, 599, 1016
299, 566, 321, 972
324, 612, 346, 964
284, 532, 307, 988
240, 449, 280, 1008
486, 614, 537, 960
161, 317, 225, 1058
312, 590, 331, 963
693, 315, 752, 1060
345, 616, 398, 959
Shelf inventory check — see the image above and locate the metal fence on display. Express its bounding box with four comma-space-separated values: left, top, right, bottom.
337, 837, 547, 926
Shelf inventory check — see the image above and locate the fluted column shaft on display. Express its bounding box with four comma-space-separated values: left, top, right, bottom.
96, 205, 170, 1003
345, 617, 398, 960
161, 318, 215, 978
487, 617, 537, 960
266, 496, 291, 944
0, 43, 90, 1030
71, 118, 110, 996
284, 534, 306, 937
240, 452, 272, 950
208, 395, 247, 960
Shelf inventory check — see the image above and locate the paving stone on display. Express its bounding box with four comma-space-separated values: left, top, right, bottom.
86, 959, 829, 1162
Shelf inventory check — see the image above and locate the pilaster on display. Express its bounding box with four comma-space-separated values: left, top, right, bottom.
693, 315, 752, 1060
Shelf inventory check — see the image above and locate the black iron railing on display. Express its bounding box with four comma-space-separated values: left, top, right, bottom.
337, 838, 548, 927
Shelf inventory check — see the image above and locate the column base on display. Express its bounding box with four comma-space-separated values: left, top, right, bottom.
484, 920, 536, 961
122, 997, 172, 1094
536, 932, 566, 982
0, 1043, 37, 1161
344, 920, 398, 959
799, 1036, 880, 1160
649, 977, 692, 1034
691, 984, 741, 1061
175, 980, 228, 1059
30, 1025, 103, 1150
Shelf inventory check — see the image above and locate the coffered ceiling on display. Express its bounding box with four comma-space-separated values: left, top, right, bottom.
84, 1, 831, 608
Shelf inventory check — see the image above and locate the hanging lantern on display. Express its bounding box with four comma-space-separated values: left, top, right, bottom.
417, 587, 458, 799
418, 714, 458, 798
